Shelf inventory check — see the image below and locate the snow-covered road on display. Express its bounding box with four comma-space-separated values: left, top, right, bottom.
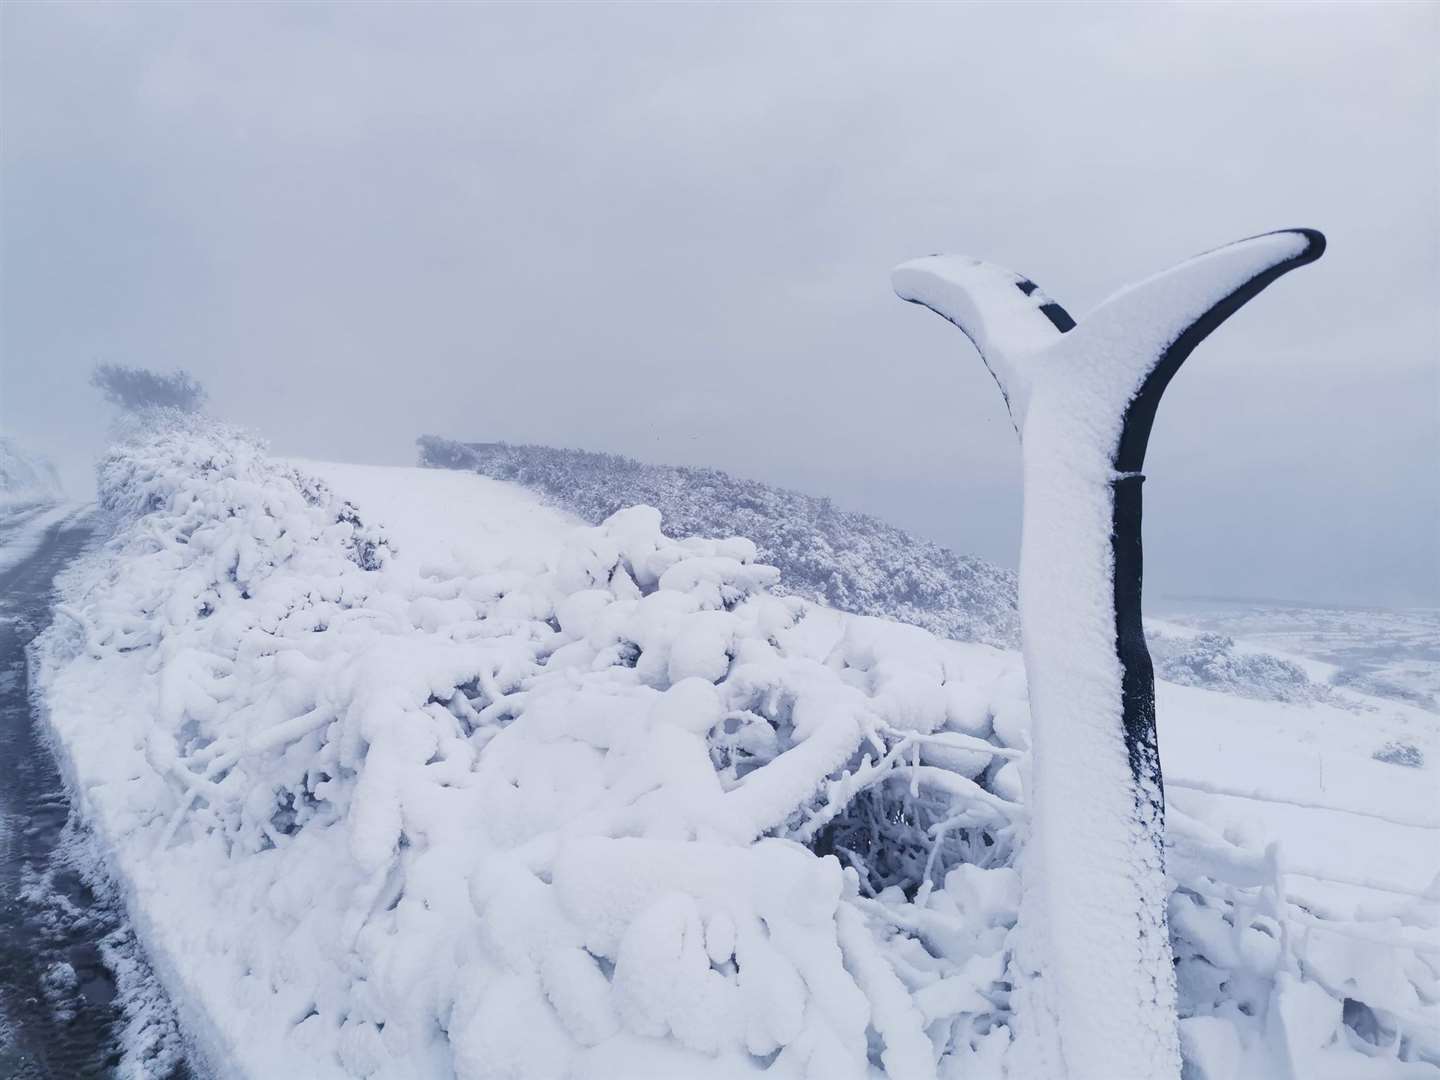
0, 502, 88, 576
0, 504, 189, 1079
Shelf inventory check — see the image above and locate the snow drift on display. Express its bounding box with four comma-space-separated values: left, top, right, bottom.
32, 417, 1440, 1079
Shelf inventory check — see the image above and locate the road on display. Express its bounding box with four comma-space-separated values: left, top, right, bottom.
0, 505, 190, 1079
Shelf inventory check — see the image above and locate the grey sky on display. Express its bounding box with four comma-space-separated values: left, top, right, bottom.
3, 1, 1436, 607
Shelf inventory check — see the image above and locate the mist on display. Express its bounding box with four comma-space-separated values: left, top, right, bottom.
3, 1, 1436, 607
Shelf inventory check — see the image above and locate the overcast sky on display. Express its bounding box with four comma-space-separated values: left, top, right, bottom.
3, 2, 1436, 607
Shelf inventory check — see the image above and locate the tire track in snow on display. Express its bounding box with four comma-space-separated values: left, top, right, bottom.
0, 507, 192, 1079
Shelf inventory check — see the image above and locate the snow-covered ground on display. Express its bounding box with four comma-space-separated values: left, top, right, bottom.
0, 436, 64, 508
0, 436, 82, 576
415, 438, 1020, 649
1155, 599, 1440, 715
30, 422, 1440, 1079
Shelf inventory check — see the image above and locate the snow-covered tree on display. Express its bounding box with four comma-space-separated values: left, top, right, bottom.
90, 363, 207, 414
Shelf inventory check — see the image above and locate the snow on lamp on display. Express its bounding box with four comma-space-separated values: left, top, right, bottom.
892, 229, 1325, 1079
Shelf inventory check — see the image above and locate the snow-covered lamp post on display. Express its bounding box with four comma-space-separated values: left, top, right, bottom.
892, 230, 1325, 1079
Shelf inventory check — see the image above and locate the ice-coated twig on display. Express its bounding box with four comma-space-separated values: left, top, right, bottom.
244, 704, 335, 755
889, 726, 1024, 760
156, 788, 201, 852
792, 735, 914, 843
836, 904, 938, 1080
476, 690, 528, 726
52, 604, 103, 659
849, 894, 965, 940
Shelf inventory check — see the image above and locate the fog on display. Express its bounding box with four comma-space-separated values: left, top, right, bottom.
3, 1, 1436, 607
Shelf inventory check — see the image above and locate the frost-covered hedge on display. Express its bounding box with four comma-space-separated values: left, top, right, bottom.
42, 418, 1032, 1078
417, 436, 1021, 649
1147, 629, 1329, 705
35, 418, 1439, 1079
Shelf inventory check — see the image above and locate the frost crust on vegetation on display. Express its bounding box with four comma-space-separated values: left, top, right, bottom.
417, 436, 1020, 649
1147, 629, 1329, 705
417, 437, 1333, 712
33, 419, 1440, 1079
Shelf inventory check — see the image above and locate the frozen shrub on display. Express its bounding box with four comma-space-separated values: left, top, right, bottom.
1149, 630, 1326, 704
417, 436, 1020, 648
1372, 740, 1423, 768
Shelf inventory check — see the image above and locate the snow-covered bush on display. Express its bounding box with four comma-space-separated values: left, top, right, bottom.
43, 418, 1025, 1078
417, 436, 1020, 649
36, 420, 1439, 1079
1149, 630, 1328, 704
1373, 741, 1424, 769
1337, 667, 1440, 712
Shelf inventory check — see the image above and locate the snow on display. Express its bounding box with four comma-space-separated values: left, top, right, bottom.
30, 418, 1440, 1079
418, 437, 1020, 649
893, 230, 1333, 1080
0, 436, 85, 574
293, 459, 583, 575
0, 500, 89, 575
0, 435, 64, 507
1155, 601, 1440, 714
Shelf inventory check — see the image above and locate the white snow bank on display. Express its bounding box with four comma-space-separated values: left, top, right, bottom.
34, 420, 1440, 1079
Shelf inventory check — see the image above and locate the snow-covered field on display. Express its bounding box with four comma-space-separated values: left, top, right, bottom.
30, 422, 1440, 1079
1155, 599, 1440, 715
